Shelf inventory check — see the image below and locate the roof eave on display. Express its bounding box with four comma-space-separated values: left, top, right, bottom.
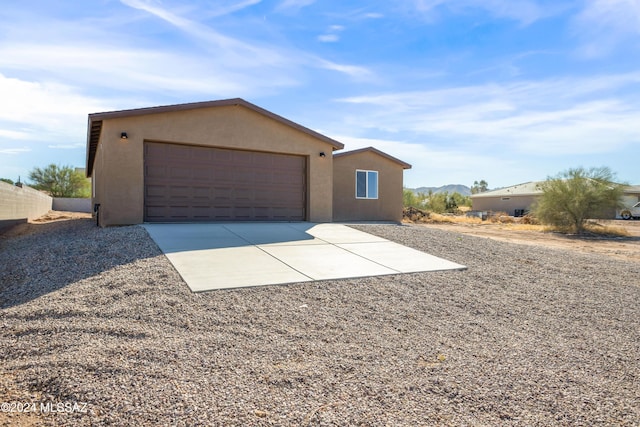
85, 98, 345, 177
333, 146, 412, 169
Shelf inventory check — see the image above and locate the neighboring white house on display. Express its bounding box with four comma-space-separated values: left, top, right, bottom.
471, 182, 640, 219
470, 182, 542, 217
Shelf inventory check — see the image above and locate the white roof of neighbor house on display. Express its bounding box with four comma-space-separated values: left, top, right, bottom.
625, 185, 640, 194
470, 181, 543, 198
471, 182, 640, 199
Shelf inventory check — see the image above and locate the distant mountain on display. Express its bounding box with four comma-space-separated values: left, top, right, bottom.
409, 184, 471, 196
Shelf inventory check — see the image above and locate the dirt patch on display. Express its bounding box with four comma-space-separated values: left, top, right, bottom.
420, 219, 640, 263
1, 211, 92, 240
30, 211, 92, 223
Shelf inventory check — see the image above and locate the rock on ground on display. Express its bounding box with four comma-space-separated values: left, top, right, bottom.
1, 219, 639, 426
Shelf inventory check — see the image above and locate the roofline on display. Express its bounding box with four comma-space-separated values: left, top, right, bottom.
471, 181, 640, 198
86, 98, 345, 177
469, 181, 543, 198
333, 146, 412, 169
470, 191, 542, 198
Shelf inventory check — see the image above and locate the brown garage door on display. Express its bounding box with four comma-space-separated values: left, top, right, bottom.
144, 142, 306, 222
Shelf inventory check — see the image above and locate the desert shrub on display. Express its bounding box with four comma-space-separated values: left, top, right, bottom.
403, 207, 430, 222
520, 214, 539, 225
498, 215, 515, 224
487, 211, 510, 223
533, 167, 625, 234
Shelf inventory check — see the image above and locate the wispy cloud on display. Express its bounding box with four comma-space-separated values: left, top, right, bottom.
573, 0, 640, 58
318, 24, 345, 42
0, 147, 31, 155
203, 0, 263, 18
119, 0, 370, 79
337, 72, 640, 155
0, 129, 30, 140
0, 73, 110, 146
335, 134, 521, 187
318, 34, 339, 42
276, 0, 316, 12
412, 0, 546, 25
316, 59, 372, 79
120, 0, 290, 68
48, 143, 85, 150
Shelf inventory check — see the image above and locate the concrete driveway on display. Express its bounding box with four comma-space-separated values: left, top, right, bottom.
143, 223, 465, 291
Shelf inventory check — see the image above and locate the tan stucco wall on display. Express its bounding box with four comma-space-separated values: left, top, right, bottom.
92, 105, 334, 226
471, 195, 539, 215
332, 151, 404, 222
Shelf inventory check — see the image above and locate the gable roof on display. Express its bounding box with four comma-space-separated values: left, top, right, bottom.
333, 146, 412, 169
86, 98, 345, 177
470, 181, 543, 198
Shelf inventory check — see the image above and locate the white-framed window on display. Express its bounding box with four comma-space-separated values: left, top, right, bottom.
356, 170, 378, 199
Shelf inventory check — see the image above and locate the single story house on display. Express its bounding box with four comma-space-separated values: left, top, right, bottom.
471, 182, 640, 218
86, 98, 411, 226
470, 181, 542, 217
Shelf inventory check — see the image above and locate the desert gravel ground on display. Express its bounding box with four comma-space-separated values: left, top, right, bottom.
1, 218, 639, 426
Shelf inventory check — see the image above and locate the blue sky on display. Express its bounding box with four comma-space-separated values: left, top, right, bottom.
1, 0, 639, 189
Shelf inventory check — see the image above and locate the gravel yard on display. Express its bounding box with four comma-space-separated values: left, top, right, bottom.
1, 218, 639, 426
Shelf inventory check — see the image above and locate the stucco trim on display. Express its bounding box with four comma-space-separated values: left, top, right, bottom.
333, 146, 412, 170
86, 98, 344, 177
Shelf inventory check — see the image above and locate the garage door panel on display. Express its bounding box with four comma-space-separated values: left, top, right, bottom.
144, 142, 306, 221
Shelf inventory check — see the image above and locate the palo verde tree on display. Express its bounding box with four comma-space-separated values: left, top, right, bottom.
29, 164, 90, 198
532, 167, 625, 234
471, 179, 489, 194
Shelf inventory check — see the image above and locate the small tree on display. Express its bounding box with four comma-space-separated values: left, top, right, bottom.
28, 164, 90, 198
0, 178, 14, 185
471, 180, 489, 194
403, 188, 420, 207
532, 167, 625, 234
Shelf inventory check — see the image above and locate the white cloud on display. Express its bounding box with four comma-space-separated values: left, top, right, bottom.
0, 129, 30, 140
333, 135, 519, 187
337, 73, 640, 156
276, 0, 316, 12
118, 0, 369, 80
0, 147, 31, 155
203, 0, 263, 17
120, 0, 290, 68
318, 34, 339, 42
48, 143, 85, 150
318, 25, 345, 43
0, 73, 110, 145
573, 0, 640, 57
412, 0, 545, 25
316, 59, 372, 79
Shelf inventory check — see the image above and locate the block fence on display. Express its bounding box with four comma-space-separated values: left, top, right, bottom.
0, 181, 52, 232
52, 197, 92, 213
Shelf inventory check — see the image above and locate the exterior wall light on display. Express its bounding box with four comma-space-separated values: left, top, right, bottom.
120, 132, 128, 139
319, 152, 326, 158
